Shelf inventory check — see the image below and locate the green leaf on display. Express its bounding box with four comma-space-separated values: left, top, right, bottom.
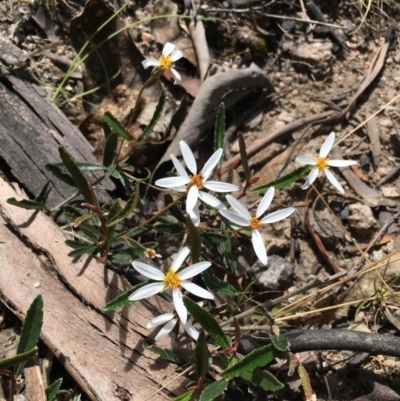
238, 133, 250, 182
271, 334, 289, 352
201, 269, 237, 296
147, 345, 181, 363
107, 188, 139, 227
103, 132, 118, 167
67, 244, 97, 257
65, 240, 94, 249
138, 90, 166, 143
173, 390, 194, 401
16, 295, 43, 375
45, 163, 75, 186
107, 198, 122, 224
218, 222, 237, 272
221, 344, 277, 379
0, 348, 37, 370
58, 146, 92, 203
102, 281, 150, 311
298, 362, 313, 401
287, 353, 296, 377
101, 111, 132, 141
183, 297, 230, 349
241, 369, 284, 391
187, 218, 201, 263
214, 103, 225, 158
201, 232, 227, 244
251, 165, 312, 194
195, 331, 209, 380
46, 378, 63, 401
6, 198, 49, 211
199, 380, 228, 401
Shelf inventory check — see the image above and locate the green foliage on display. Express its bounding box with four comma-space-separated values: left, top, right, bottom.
46, 378, 63, 401
199, 380, 228, 401
195, 331, 209, 380
187, 218, 201, 263
221, 344, 278, 379
298, 362, 313, 400
271, 333, 289, 352
241, 369, 284, 391
6, 198, 49, 211
102, 281, 150, 311
238, 133, 250, 182
0, 348, 38, 370
102, 111, 132, 141
251, 165, 312, 194
147, 345, 181, 363
214, 103, 225, 157
201, 269, 237, 296
16, 295, 43, 375
173, 390, 194, 401
183, 297, 230, 349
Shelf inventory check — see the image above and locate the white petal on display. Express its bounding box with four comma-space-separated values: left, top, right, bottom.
132, 261, 165, 281
180, 281, 214, 299
301, 167, 319, 190
183, 322, 200, 340
327, 159, 357, 167
186, 185, 199, 214
162, 42, 175, 56
189, 204, 200, 227
180, 141, 197, 174
201, 148, 222, 181
225, 195, 251, 219
179, 261, 211, 280
170, 68, 181, 85
154, 319, 178, 341
319, 132, 335, 158
142, 59, 160, 69
147, 313, 174, 328
324, 169, 344, 194
220, 209, 250, 226
203, 181, 239, 193
261, 207, 295, 224
170, 50, 183, 62
296, 156, 317, 165
256, 187, 274, 218
171, 246, 191, 272
251, 230, 268, 266
173, 289, 187, 324
171, 155, 189, 179
128, 282, 164, 301
156, 176, 190, 188
198, 191, 225, 210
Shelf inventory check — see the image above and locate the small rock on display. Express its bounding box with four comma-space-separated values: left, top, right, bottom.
348, 203, 377, 232
278, 111, 294, 123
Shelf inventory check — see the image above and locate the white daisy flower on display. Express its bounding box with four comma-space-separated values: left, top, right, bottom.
296, 132, 357, 194
142, 42, 183, 84
155, 140, 239, 226
129, 247, 213, 324
220, 187, 295, 266
147, 302, 203, 341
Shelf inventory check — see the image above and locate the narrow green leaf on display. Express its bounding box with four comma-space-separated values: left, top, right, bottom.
183, 297, 230, 349
214, 103, 225, 157
200, 232, 227, 244
6, 198, 49, 211
221, 344, 277, 379
16, 295, 43, 375
45, 163, 75, 186
195, 331, 209, 380
173, 390, 194, 401
187, 218, 201, 263
102, 281, 150, 311
138, 90, 166, 143
271, 334, 289, 352
107, 198, 122, 224
251, 165, 313, 194
238, 133, 250, 182
218, 222, 237, 272
0, 348, 37, 370
103, 132, 118, 167
287, 353, 296, 377
67, 244, 97, 257
46, 378, 63, 401
58, 146, 92, 203
241, 369, 284, 391
107, 188, 138, 227
101, 111, 132, 141
201, 269, 237, 296
65, 240, 94, 249
147, 345, 181, 363
80, 224, 101, 241
199, 380, 228, 401
298, 362, 313, 400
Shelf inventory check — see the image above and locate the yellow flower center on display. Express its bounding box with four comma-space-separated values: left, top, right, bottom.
190, 174, 204, 189
159, 55, 173, 71
316, 157, 330, 170
249, 217, 262, 229
163, 268, 181, 289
